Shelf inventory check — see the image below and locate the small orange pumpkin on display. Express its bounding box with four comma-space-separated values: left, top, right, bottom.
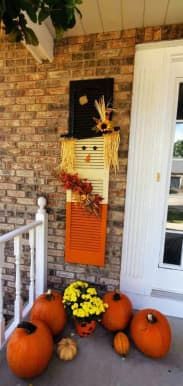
130, 308, 171, 358
102, 291, 132, 331
30, 289, 67, 336
113, 332, 130, 357
7, 320, 53, 379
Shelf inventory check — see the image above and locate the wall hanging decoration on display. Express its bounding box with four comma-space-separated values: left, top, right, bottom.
58, 87, 120, 267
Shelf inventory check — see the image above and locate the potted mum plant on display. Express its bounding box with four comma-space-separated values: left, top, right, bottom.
63, 281, 108, 337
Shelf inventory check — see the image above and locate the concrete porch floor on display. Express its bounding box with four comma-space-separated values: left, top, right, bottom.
0, 317, 183, 386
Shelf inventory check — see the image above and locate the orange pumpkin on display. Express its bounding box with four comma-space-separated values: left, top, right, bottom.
102, 291, 132, 331
130, 308, 171, 358
7, 320, 53, 379
30, 289, 67, 336
113, 332, 130, 357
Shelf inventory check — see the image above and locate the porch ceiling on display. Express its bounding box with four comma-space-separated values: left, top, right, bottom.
65, 0, 183, 37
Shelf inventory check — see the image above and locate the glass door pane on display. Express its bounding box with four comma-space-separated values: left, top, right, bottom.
163, 121, 183, 265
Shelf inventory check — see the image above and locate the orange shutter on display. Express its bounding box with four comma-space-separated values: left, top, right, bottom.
65, 203, 108, 266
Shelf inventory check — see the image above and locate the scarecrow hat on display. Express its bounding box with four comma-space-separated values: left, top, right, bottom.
60, 95, 120, 140
60, 78, 119, 140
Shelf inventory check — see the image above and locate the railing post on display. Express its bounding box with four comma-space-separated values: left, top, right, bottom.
0, 243, 5, 348
29, 228, 35, 306
35, 196, 48, 297
14, 235, 23, 325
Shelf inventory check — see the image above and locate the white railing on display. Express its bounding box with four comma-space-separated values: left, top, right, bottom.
0, 196, 48, 349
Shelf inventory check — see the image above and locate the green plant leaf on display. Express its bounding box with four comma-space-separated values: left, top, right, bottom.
5, 0, 19, 19
8, 28, 22, 42
24, 27, 39, 45
0, 0, 6, 19
18, 0, 39, 22
67, 14, 76, 29
55, 26, 64, 40
38, 7, 50, 24
2, 12, 16, 34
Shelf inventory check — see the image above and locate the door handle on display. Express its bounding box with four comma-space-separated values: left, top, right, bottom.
156, 172, 160, 182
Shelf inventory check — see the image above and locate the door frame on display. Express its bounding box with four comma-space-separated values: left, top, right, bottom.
120, 39, 183, 317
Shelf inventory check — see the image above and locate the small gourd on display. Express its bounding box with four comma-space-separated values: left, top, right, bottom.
113, 332, 130, 358
57, 337, 78, 361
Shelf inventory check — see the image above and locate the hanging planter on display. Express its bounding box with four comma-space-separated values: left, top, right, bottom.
0, 0, 83, 45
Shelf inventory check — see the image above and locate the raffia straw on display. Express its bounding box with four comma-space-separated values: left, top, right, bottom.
94, 96, 106, 121
104, 132, 120, 172
59, 138, 76, 173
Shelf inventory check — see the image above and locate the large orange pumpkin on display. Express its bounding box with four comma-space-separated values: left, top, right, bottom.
113, 332, 130, 357
30, 289, 67, 336
130, 308, 172, 358
7, 320, 53, 378
102, 291, 132, 331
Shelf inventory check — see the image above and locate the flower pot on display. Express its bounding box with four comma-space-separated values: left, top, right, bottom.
74, 320, 97, 337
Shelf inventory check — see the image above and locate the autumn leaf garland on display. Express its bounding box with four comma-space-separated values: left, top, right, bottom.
59, 172, 103, 216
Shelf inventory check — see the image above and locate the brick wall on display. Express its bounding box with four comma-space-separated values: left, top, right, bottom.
1, 24, 183, 317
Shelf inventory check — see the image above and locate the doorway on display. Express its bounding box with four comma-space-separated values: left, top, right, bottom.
120, 40, 183, 317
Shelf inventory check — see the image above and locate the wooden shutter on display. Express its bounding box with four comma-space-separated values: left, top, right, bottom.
65, 137, 109, 266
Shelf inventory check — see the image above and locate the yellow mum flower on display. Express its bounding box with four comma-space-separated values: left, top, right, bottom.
63, 280, 107, 320
87, 288, 97, 295
71, 303, 79, 310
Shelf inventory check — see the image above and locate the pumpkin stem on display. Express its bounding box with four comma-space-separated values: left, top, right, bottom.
46, 289, 54, 300
113, 290, 121, 301
17, 321, 37, 334
147, 313, 157, 324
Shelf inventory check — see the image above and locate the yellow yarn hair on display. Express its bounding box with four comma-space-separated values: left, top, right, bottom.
104, 131, 120, 172
59, 138, 76, 173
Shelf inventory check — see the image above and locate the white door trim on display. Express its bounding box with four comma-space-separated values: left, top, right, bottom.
120, 40, 183, 317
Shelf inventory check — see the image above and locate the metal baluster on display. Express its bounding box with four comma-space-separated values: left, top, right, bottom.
14, 236, 23, 324
29, 229, 35, 306
0, 243, 5, 348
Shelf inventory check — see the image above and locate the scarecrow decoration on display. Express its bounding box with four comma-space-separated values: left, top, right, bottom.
58, 96, 120, 266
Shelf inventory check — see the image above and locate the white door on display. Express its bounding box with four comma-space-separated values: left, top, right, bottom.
120, 40, 183, 317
